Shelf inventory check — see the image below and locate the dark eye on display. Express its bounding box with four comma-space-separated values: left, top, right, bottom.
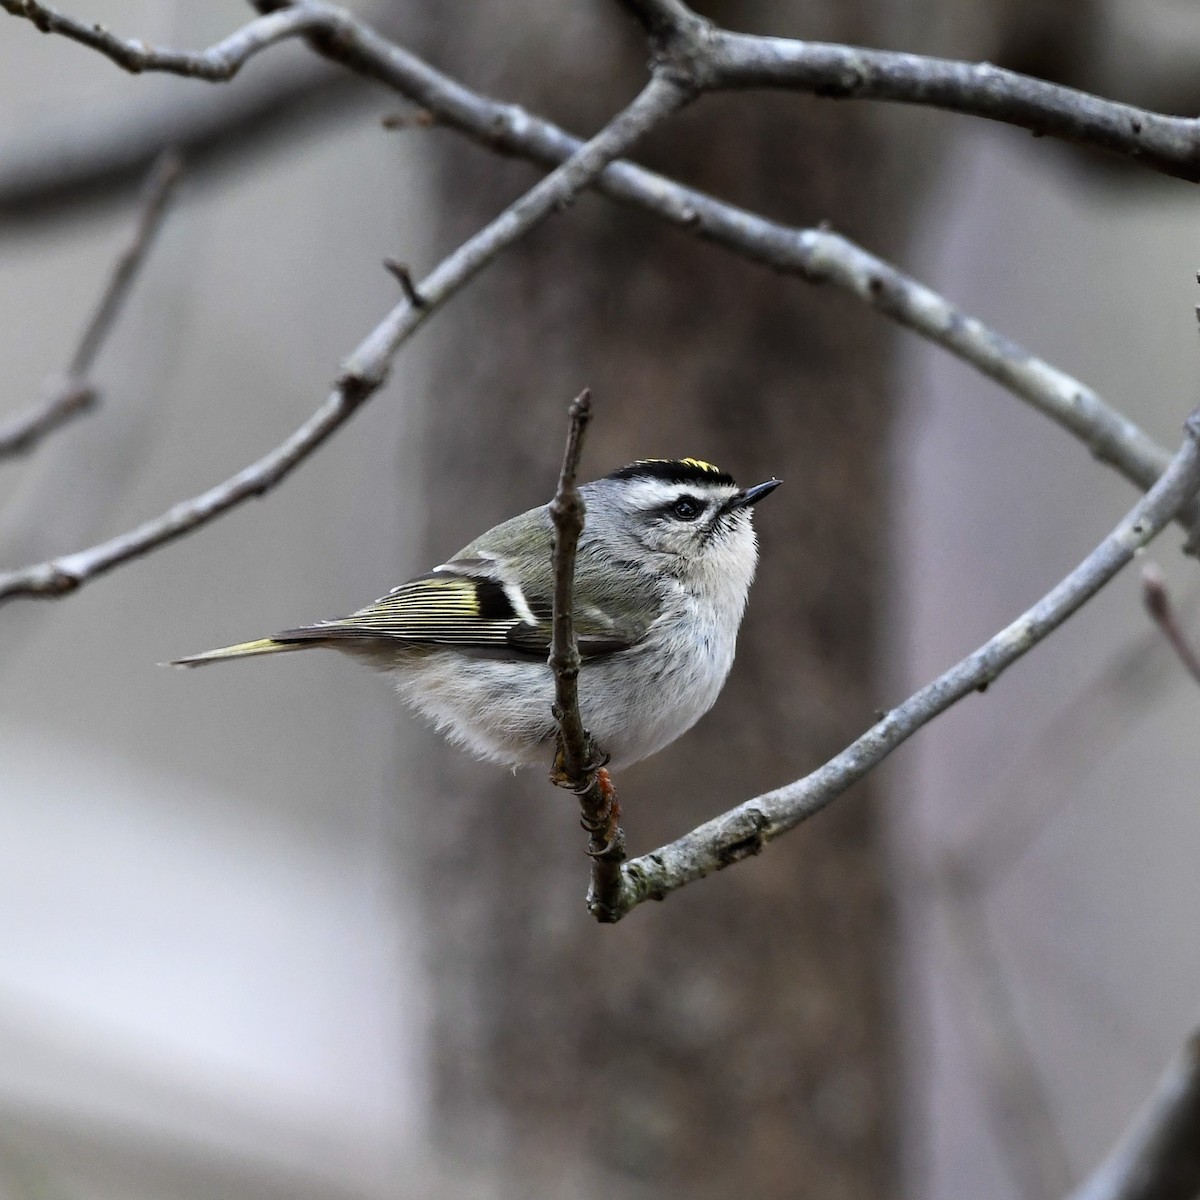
671, 496, 701, 521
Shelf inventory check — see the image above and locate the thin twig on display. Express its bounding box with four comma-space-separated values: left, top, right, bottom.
1069, 1029, 1200, 1200
1141, 563, 1200, 685
237, 4, 1196, 540
600, 408, 1200, 921
547, 391, 627, 922
703, 31, 1200, 181
0, 149, 182, 459
68, 150, 183, 375
549, 391, 593, 782
0, 380, 95, 459
0, 76, 688, 602
2, 2, 1190, 534
383, 259, 426, 309
0, 0, 326, 79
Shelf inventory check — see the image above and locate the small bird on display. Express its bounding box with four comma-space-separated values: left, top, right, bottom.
173, 458, 780, 770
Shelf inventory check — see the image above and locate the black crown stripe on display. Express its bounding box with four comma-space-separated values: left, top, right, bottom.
605, 458, 735, 488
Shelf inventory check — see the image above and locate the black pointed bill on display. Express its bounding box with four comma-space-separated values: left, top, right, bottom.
729, 478, 782, 509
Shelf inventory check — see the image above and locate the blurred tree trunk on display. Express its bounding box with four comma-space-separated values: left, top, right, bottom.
401, 2, 1085, 1196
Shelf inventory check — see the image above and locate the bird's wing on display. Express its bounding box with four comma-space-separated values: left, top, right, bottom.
277, 543, 653, 659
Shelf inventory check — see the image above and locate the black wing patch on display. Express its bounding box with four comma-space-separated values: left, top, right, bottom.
274, 568, 638, 659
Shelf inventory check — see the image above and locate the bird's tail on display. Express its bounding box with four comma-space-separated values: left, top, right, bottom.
168, 637, 307, 668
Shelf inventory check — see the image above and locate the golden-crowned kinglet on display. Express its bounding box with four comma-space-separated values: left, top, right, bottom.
173, 458, 780, 769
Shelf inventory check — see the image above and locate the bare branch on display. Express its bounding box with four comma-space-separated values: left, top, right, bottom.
703, 33, 1200, 182
295, 8, 1193, 538
0, 150, 181, 459
67, 150, 183, 376
627, 0, 1200, 180
0, 379, 94, 460
1069, 1030, 1200, 1200
0, 76, 688, 603
1141, 563, 1200, 685
3, 2, 1188, 527
603, 409, 1200, 920
0, 0, 325, 79
10, 0, 1200, 180
549, 392, 594, 783
547, 391, 627, 922
807, 236, 1200, 537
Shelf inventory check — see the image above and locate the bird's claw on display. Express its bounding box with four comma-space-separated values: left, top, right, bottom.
585, 832, 623, 860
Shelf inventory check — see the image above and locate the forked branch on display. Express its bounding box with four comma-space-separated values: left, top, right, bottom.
1, 0, 1191, 539
9, 0, 1200, 178
604, 408, 1200, 921
0, 77, 687, 602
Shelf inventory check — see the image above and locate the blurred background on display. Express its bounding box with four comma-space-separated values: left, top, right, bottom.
1, 2, 1199, 1198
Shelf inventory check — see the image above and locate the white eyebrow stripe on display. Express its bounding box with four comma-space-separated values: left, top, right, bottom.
622, 478, 738, 508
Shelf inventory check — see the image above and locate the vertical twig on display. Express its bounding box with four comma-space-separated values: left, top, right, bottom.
0, 149, 183, 460
548, 389, 627, 922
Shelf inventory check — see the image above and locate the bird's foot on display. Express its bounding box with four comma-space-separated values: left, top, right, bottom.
549, 740, 609, 792
580, 767, 623, 859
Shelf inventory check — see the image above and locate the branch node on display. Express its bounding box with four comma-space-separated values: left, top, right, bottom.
42, 564, 80, 596
334, 365, 385, 401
